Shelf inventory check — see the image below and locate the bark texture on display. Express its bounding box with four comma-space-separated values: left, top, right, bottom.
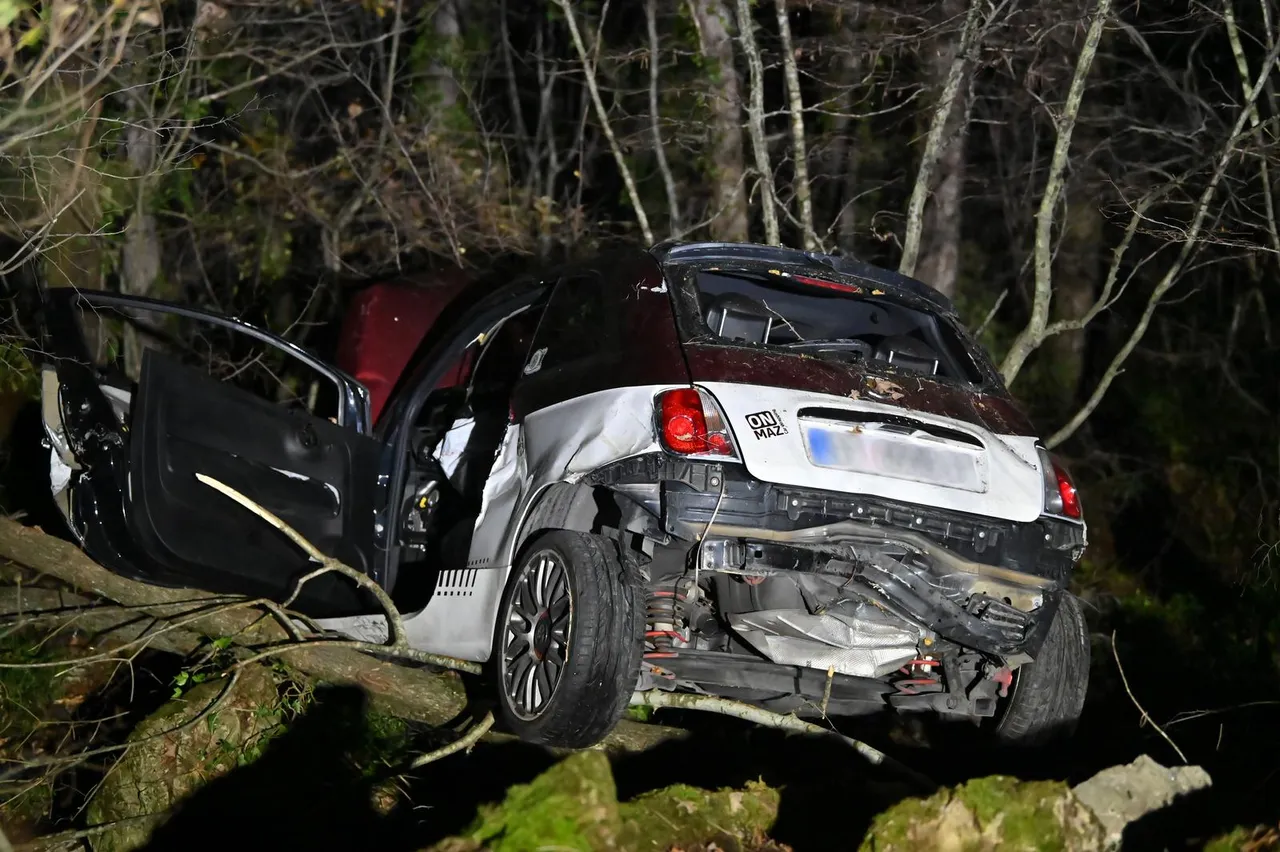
689, 0, 750, 242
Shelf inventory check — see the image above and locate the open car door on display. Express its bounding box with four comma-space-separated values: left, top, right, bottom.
37, 289, 385, 617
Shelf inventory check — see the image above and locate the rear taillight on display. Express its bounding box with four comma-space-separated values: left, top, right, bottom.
657, 388, 737, 459
1038, 448, 1082, 519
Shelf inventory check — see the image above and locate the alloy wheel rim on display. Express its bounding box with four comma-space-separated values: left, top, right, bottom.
500, 549, 572, 720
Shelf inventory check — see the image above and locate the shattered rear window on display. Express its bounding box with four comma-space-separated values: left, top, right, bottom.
682, 270, 984, 384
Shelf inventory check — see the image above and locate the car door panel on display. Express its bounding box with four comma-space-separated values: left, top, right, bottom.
127, 351, 383, 612
36, 288, 384, 616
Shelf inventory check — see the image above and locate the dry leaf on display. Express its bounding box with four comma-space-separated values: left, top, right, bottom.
866, 377, 905, 401
871, 289, 885, 296
347, 102, 364, 119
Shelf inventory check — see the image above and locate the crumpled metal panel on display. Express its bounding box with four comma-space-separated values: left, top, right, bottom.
729, 608, 921, 678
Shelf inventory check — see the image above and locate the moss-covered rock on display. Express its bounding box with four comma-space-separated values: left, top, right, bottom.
859, 775, 1106, 852
445, 750, 620, 852
425, 750, 780, 852
85, 663, 284, 852
616, 780, 781, 852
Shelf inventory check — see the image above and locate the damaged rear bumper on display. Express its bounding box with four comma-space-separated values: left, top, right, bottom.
661, 472, 1084, 661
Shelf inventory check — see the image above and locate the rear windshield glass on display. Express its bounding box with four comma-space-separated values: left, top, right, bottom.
684, 270, 984, 384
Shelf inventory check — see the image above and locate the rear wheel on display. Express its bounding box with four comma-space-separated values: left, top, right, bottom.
994, 592, 1090, 745
495, 530, 643, 748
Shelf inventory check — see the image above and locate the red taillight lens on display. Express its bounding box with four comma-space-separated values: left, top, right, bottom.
1053, 462, 1082, 519
1037, 448, 1083, 520
657, 388, 736, 457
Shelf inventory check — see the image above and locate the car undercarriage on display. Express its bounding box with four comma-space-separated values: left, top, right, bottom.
586, 454, 1086, 723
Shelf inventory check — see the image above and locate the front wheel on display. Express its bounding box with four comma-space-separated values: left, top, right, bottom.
994, 592, 1091, 745
495, 530, 643, 748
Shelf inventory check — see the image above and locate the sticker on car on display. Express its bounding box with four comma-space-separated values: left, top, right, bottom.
745, 409, 788, 439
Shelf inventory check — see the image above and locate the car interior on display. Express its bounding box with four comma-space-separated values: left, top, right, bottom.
695, 271, 980, 382
391, 307, 540, 608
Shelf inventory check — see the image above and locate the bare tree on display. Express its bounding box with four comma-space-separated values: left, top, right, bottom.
689, 0, 750, 241
735, 0, 780, 245
898, 0, 984, 289
775, 0, 818, 250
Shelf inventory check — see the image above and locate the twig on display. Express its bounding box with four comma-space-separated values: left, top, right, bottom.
13, 815, 164, 852
1111, 631, 1187, 765
1045, 29, 1280, 448
631, 689, 934, 792
406, 711, 495, 769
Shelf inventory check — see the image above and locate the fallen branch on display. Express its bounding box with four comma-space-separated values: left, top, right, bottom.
631, 689, 935, 792
195, 474, 480, 675
407, 711, 496, 770
0, 521, 687, 754
0, 520, 469, 726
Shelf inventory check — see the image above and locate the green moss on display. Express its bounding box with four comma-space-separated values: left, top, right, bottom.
957, 776, 1079, 850
860, 775, 1104, 851
617, 779, 780, 852
0, 631, 62, 741
465, 751, 619, 852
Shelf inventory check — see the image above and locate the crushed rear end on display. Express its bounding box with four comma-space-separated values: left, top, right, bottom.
621, 243, 1086, 722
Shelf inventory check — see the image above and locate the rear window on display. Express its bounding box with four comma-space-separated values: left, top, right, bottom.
682, 270, 984, 384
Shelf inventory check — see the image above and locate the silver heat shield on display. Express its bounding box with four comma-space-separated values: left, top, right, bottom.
729, 606, 921, 678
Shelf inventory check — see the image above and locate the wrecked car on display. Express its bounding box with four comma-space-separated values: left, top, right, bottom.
34, 241, 1089, 749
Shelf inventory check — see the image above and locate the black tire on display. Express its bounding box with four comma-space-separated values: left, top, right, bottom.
994, 592, 1090, 745
494, 530, 643, 748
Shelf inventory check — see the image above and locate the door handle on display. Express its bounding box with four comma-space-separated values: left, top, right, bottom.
297, 422, 318, 449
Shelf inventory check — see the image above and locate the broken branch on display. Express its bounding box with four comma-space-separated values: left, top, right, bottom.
631, 689, 935, 792
194, 474, 481, 675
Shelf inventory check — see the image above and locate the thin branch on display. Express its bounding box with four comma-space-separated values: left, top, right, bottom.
1047, 30, 1280, 447
735, 0, 779, 245
775, 0, 817, 250
646, 0, 681, 235
899, 0, 984, 277
1111, 631, 1188, 764
407, 711, 495, 769
553, 0, 654, 244
1224, 0, 1280, 258
1000, 0, 1113, 385
194, 474, 482, 675
631, 689, 934, 792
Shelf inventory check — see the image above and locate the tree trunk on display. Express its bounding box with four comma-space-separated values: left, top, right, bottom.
913, 108, 967, 297
689, 0, 750, 242
1045, 188, 1102, 411
429, 0, 465, 113
906, 0, 976, 298
122, 123, 161, 381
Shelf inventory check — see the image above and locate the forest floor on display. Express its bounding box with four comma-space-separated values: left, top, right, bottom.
0, 520, 1276, 851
